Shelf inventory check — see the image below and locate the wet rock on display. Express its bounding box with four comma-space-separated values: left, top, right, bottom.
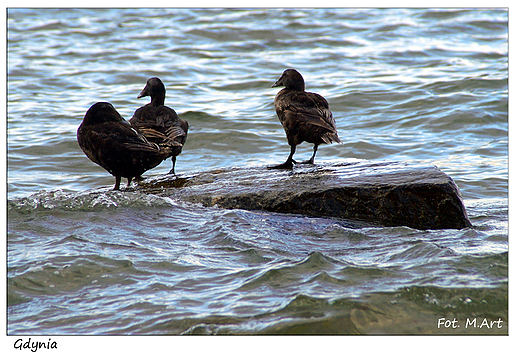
139, 160, 472, 230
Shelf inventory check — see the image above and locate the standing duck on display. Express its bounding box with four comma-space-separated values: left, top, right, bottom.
129, 77, 189, 175
269, 69, 341, 169
77, 102, 174, 190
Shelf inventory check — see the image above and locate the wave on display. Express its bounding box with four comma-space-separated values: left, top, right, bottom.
8, 188, 178, 214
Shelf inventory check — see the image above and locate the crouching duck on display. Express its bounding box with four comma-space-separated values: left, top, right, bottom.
130, 77, 189, 175
77, 102, 175, 190
269, 69, 341, 169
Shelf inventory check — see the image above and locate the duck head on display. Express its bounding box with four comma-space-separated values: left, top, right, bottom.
137, 77, 166, 103
83, 102, 124, 125
271, 69, 305, 91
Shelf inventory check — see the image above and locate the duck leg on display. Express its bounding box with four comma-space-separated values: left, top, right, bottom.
269, 145, 297, 170
126, 176, 133, 188
113, 176, 121, 191
299, 144, 318, 164
168, 156, 177, 175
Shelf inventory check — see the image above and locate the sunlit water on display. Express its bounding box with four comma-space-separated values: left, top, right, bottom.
7, 8, 508, 334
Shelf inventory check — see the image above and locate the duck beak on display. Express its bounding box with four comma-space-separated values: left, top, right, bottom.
137, 84, 149, 99
271, 79, 282, 88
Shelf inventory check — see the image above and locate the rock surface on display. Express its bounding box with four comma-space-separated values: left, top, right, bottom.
138, 160, 472, 230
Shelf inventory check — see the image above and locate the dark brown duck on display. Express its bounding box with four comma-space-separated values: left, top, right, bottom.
129, 77, 189, 174
77, 102, 174, 190
270, 69, 341, 169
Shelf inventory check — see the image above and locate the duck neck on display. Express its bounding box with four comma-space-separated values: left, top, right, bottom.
288, 81, 305, 91
150, 93, 165, 108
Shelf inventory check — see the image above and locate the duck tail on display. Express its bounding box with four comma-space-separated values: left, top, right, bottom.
322, 132, 342, 144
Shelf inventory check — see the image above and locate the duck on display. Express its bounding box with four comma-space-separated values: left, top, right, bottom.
77, 102, 174, 190
129, 77, 189, 175
269, 69, 341, 169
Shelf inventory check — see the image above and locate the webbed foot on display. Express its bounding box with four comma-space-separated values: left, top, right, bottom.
268, 160, 294, 170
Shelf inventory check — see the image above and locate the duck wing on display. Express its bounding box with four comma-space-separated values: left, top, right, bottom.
277, 91, 338, 131
156, 106, 188, 146
78, 120, 172, 177
291, 109, 337, 134
297, 92, 337, 129
136, 127, 183, 147
93, 122, 163, 153
129, 104, 156, 129
130, 105, 187, 147
134, 127, 169, 141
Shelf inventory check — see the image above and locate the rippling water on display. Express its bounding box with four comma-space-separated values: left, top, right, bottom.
7, 8, 508, 335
